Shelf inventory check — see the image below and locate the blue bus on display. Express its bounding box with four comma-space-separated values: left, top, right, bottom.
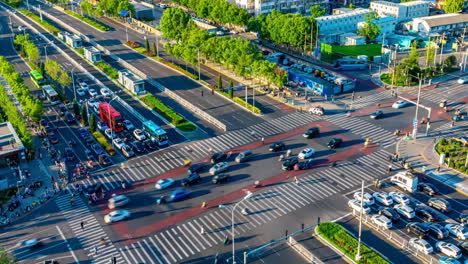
333, 58, 368, 71
143, 120, 168, 146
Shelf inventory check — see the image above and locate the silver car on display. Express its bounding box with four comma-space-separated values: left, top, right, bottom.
209, 162, 229, 175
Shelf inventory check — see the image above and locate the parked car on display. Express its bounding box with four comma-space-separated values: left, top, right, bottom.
347, 199, 371, 214
155, 178, 175, 190
298, 148, 315, 159
418, 183, 439, 196
76, 88, 86, 96
49, 134, 59, 144
212, 173, 230, 184
100, 88, 112, 97
123, 120, 135, 130
188, 163, 205, 174
415, 206, 439, 222
303, 127, 320, 138
130, 141, 146, 153
370, 110, 384, 119
394, 204, 415, 219
91, 143, 104, 155
435, 242, 462, 259
445, 224, 468, 240
133, 129, 146, 141
58, 105, 68, 116
65, 113, 74, 123
428, 198, 450, 213
209, 162, 229, 175
459, 213, 468, 224
378, 207, 400, 222
458, 242, 468, 256
269, 142, 285, 152
121, 145, 135, 158
85, 149, 94, 161
99, 154, 112, 166
104, 210, 130, 223
353, 192, 374, 205
370, 215, 392, 229
373, 192, 393, 206
181, 173, 201, 186
78, 128, 89, 138
282, 157, 299, 171
388, 191, 410, 205
457, 78, 468, 84
85, 137, 95, 147
409, 238, 433, 254
112, 138, 125, 150
392, 100, 410, 109
406, 222, 429, 239
428, 223, 449, 240
210, 153, 227, 164
327, 138, 343, 149
89, 89, 98, 97
97, 121, 108, 131
170, 189, 191, 201
78, 79, 89, 90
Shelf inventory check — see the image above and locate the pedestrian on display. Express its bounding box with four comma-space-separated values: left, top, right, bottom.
80, 221, 84, 230
286, 149, 291, 157
94, 245, 98, 254
436, 166, 441, 173
324, 94, 328, 101
451, 120, 455, 127
294, 176, 299, 185
200, 225, 205, 235
201, 90, 204, 97
261, 137, 264, 144
211, 89, 214, 95
112, 255, 117, 264
394, 153, 399, 161
387, 165, 392, 173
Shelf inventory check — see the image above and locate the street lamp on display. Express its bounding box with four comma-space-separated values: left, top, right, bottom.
356, 180, 365, 261
219, 191, 253, 264
189, 44, 201, 81
154, 33, 159, 57
70, 63, 82, 102
43, 41, 52, 60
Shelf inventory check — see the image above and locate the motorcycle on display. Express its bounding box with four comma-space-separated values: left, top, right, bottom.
241, 208, 250, 216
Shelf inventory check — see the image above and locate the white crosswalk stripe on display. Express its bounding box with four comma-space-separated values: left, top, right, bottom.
348, 91, 393, 109
117, 149, 395, 263
54, 195, 123, 262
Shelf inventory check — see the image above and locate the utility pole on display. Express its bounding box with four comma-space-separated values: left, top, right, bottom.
356, 180, 364, 261
413, 74, 423, 139
439, 32, 446, 65
458, 27, 466, 67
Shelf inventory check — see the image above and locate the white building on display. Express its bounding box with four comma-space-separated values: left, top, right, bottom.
316, 8, 372, 43
357, 16, 397, 40
370, 1, 429, 22
58, 32, 82, 49
118, 70, 145, 95
412, 13, 468, 37
235, 0, 329, 17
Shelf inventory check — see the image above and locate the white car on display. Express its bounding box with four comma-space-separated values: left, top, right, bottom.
457, 78, 468, 84
76, 88, 86, 96
370, 215, 392, 229
392, 100, 410, 109
372, 192, 393, 206
409, 238, 433, 254
104, 210, 130, 223
230, 30, 238, 34
123, 120, 135, 130
216, 31, 224, 36
89, 89, 98, 97
133, 129, 146, 141
104, 128, 118, 139
112, 138, 125, 150
78, 80, 89, 90
436, 242, 462, 259
347, 199, 371, 214
394, 204, 415, 219
155, 178, 175, 190
353, 192, 374, 205
209, 162, 229, 175
389, 192, 410, 205
445, 224, 468, 240
100, 88, 112, 97
298, 148, 315, 159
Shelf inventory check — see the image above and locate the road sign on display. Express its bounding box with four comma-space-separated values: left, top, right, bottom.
413, 118, 418, 127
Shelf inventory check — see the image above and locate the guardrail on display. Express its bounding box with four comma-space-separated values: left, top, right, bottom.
287, 236, 324, 264
350, 210, 438, 264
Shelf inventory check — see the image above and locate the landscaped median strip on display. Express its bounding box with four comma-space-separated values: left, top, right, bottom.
19, 9, 61, 35
316, 222, 390, 264
63, 9, 110, 32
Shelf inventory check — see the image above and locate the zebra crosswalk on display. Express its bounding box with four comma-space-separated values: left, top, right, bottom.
432, 119, 468, 137
325, 113, 397, 148
55, 195, 122, 264
117, 149, 394, 264
348, 91, 393, 110
407, 82, 466, 112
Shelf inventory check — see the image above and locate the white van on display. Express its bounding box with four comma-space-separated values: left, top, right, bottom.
391, 171, 418, 192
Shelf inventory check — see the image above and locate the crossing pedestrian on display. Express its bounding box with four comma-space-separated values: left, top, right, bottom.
112, 255, 117, 264
94, 245, 99, 254
261, 137, 264, 144
294, 176, 299, 185
201, 90, 204, 97
451, 120, 455, 127
436, 166, 441, 173
200, 225, 205, 235
80, 221, 84, 230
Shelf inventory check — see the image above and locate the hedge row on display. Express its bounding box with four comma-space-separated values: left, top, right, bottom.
317, 222, 390, 264
217, 88, 262, 114
64, 10, 110, 31
435, 138, 468, 173
141, 94, 184, 125
95, 61, 118, 79
2, 0, 22, 7
125, 41, 140, 48
176, 121, 196, 132
19, 9, 61, 35
92, 131, 115, 155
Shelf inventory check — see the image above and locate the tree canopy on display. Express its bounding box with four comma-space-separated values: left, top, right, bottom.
160, 8, 196, 42
444, 0, 464, 13
357, 12, 381, 43
97, 0, 134, 17
309, 5, 326, 18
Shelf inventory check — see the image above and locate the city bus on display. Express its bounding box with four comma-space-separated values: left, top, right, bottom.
333, 58, 368, 71
143, 120, 168, 146
98, 102, 124, 132
99, 103, 124, 132
42, 85, 61, 105
30, 70, 46, 87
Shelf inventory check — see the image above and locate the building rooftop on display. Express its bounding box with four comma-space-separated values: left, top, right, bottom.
0, 122, 25, 158
400, 0, 429, 6
377, 16, 397, 23
119, 70, 144, 83
316, 8, 371, 21
415, 13, 468, 27
85, 46, 100, 53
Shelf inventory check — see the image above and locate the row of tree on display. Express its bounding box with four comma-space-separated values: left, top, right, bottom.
43, 59, 72, 90
160, 8, 287, 87
13, 34, 40, 63
95, 0, 134, 17
168, 0, 250, 27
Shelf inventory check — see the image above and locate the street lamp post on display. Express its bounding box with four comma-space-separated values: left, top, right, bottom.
189, 44, 201, 81
412, 74, 423, 139
70, 64, 82, 102
108, 97, 118, 147
356, 180, 365, 261
155, 33, 159, 57
44, 42, 52, 60
219, 192, 253, 264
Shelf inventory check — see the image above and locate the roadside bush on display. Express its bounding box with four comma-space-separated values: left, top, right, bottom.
317, 222, 390, 264
19, 9, 61, 35
92, 131, 115, 155
95, 61, 118, 79
77, 48, 84, 56
125, 41, 140, 48
64, 10, 110, 31
4, 0, 22, 7
141, 94, 184, 125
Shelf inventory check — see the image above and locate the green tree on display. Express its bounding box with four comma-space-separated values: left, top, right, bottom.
80, 1, 94, 16
145, 38, 150, 52
57, 69, 72, 89
309, 5, 326, 18
45, 60, 61, 81
117, 0, 135, 17
23, 42, 40, 63
444, 0, 464, 12
72, 99, 80, 117
426, 42, 436, 67
160, 8, 195, 41
81, 104, 88, 126
228, 88, 233, 99
89, 113, 97, 131
39, 61, 45, 76
348, 3, 355, 9
153, 42, 157, 56
217, 75, 222, 90
357, 12, 381, 43
0, 249, 16, 263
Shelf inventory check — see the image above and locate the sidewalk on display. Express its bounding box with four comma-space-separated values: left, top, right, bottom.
396, 119, 468, 195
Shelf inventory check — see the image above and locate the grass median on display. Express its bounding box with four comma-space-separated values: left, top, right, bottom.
19, 9, 61, 35
64, 10, 110, 31
317, 222, 390, 264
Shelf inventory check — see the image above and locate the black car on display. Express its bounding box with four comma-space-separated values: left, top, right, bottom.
406, 222, 429, 239
282, 157, 298, 171
40, 118, 49, 127
459, 213, 468, 224
48, 134, 59, 144
269, 142, 285, 152
58, 106, 68, 116
131, 141, 146, 153
458, 242, 468, 256
303, 127, 320, 138
428, 197, 450, 213
418, 183, 439, 196
378, 207, 400, 222
327, 138, 343, 149
210, 153, 227, 164
188, 163, 205, 174
428, 223, 449, 239
297, 160, 313, 170
181, 173, 201, 186
212, 173, 229, 184
142, 139, 158, 150
415, 206, 438, 222
121, 131, 133, 142
65, 148, 75, 161
99, 154, 112, 166
64, 113, 74, 123
85, 183, 102, 195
